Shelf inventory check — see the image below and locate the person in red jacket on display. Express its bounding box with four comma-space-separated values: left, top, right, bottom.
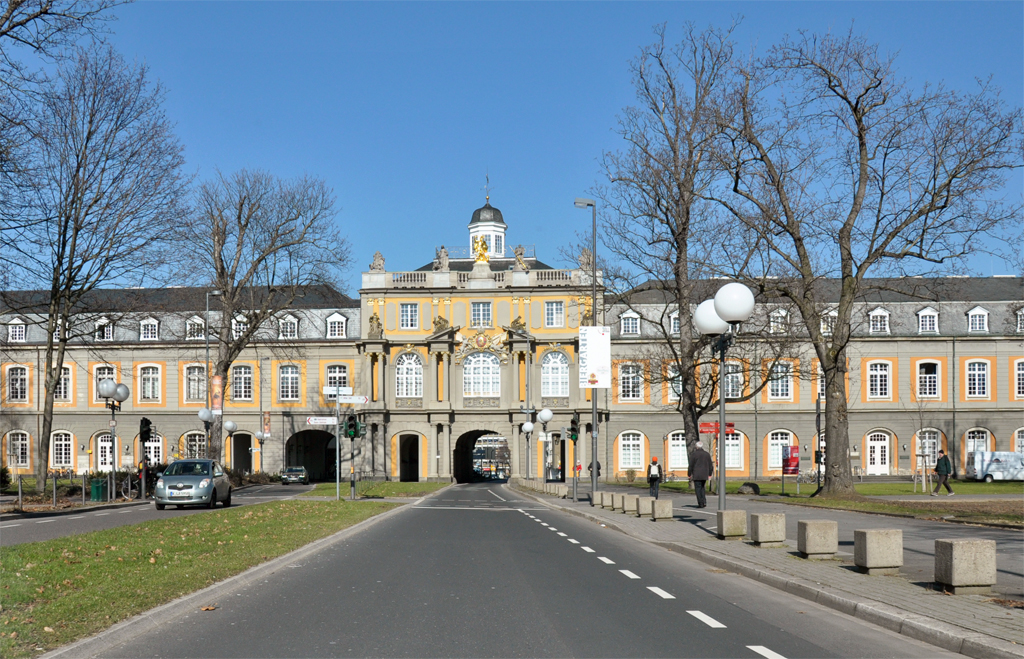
688, 441, 714, 508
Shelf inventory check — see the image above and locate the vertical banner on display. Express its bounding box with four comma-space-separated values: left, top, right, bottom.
211, 375, 224, 415
783, 446, 800, 475
578, 326, 612, 389
262, 412, 272, 438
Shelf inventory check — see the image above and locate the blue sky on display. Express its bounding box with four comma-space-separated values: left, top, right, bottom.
106, 1, 1023, 292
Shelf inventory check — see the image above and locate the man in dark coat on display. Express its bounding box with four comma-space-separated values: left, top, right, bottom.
688, 441, 714, 508
932, 450, 954, 496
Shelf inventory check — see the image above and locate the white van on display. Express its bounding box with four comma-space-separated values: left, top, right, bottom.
965, 451, 1024, 482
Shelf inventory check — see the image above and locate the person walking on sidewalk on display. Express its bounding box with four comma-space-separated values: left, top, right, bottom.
689, 442, 714, 508
932, 450, 955, 496
646, 457, 663, 499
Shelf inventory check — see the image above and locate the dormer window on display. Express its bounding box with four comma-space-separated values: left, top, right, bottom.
967, 307, 988, 333
95, 318, 113, 341
279, 315, 298, 340
769, 309, 788, 334
185, 317, 205, 340
1017, 310, 1024, 333
620, 312, 640, 335
232, 316, 248, 340
868, 308, 889, 335
917, 308, 938, 334
326, 313, 347, 339
140, 318, 159, 341
7, 319, 26, 343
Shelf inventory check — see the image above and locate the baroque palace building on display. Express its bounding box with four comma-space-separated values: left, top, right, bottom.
2, 199, 1023, 482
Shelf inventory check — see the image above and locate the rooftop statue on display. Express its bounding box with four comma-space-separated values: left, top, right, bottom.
367, 312, 383, 339
509, 315, 526, 331
369, 251, 385, 272
472, 236, 490, 264
578, 247, 594, 272
432, 315, 450, 332
513, 245, 529, 272
433, 245, 449, 272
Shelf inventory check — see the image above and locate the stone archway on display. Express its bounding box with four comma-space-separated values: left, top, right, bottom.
285, 429, 334, 481
232, 433, 253, 474
452, 429, 505, 484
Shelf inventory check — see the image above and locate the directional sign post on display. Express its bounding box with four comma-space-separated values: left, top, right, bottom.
322, 386, 353, 397
306, 416, 339, 426
338, 395, 369, 405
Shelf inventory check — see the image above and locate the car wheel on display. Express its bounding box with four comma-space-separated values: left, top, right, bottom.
223, 488, 232, 507
155, 503, 165, 510
985, 474, 994, 483
208, 489, 217, 508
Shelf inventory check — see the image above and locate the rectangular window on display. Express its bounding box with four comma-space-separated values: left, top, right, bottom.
231, 365, 253, 401
917, 362, 938, 398
816, 364, 826, 402
1017, 361, 1024, 398
619, 364, 643, 401
821, 314, 836, 336
768, 431, 791, 469
232, 318, 248, 340
326, 365, 349, 400
769, 311, 787, 334
767, 363, 791, 400
400, 303, 419, 330
671, 315, 680, 335
7, 366, 28, 402
869, 313, 889, 334
723, 362, 743, 399
544, 301, 564, 328
8, 323, 25, 342
10, 432, 29, 466
470, 302, 492, 328
141, 321, 158, 340
53, 366, 71, 401
327, 318, 345, 338
494, 235, 503, 255
966, 361, 988, 398
140, 366, 160, 401
621, 316, 639, 335
725, 433, 742, 469
868, 362, 890, 399
1018, 312, 1024, 333
668, 432, 688, 471
279, 319, 297, 339
94, 365, 115, 400
279, 365, 300, 401
666, 365, 682, 402
918, 430, 938, 467
186, 320, 205, 340
969, 313, 988, 332
918, 313, 937, 334
619, 432, 642, 470
185, 366, 206, 402
96, 322, 112, 341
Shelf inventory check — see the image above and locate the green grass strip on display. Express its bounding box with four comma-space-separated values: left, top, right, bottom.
0, 500, 397, 658
620, 479, 1023, 496
298, 481, 448, 498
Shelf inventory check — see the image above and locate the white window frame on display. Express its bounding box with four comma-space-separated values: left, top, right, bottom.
325, 364, 349, 400
1017, 310, 1024, 333
140, 318, 159, 341
7, 319, 26, 343
767, 362, 792, 401
184, 364, 206, 403
541, 351, 569, 398
139, 364, 161, 402
400, 304, 419, 330
232, 316, 248, 340
53, 366, 72, 401
1015, 359, 1024, 400
493, 234, 504, 256
1014, 428, 1024, 454
184, 432, 207, 459
395, 353, 423, 398
767, 430, 792, 469
867, 361, 891, 400
868, 308, 890, 335
724, 432, 743, 470
820, 311, 837, 337
279, 364, 300, 401
544, 301, 564, 328
917, 308, 938, 334
916, 429, 940, 468
965, 360, 989, 399
50, 431, 73, 468
668, 432, 688, 471
279, 315, 298, 340
666, 364, 682, 402
326, 313, 347, 339
618, 363, 643, 402
231, 364, 253, 401
8, 431, 30, 467
618, 432, 643, 470
723, 362, 743, 400
965, 428, 990, 457
470, 302, 492, 328
816, 363, 826, 402
917, 360, 940, 399
185, 316, 205, 341
620, 312, 640, 335
670, 312, 680, 335
143, 433, 163, 464
967, 307, 989, 333
93, 364, 116, 402
769, 309, 788, 335
95, 318, 113, 341
463, 352, 500, 398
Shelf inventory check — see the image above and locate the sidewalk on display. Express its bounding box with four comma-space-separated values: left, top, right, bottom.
513, 484, 1024, 659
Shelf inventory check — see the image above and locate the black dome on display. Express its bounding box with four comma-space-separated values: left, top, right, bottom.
469, 201, 506, 227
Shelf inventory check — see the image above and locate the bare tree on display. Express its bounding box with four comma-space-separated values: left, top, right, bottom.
173, 169, 350, 461
713, 29, 1023, 494
0, 44, 187, 490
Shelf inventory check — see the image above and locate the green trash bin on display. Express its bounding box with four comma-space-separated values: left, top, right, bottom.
90, 478, 108, 502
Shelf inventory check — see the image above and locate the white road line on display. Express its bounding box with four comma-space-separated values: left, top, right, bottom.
648, 587, 676, 599
687, 610, 726, 628
582, 546, 595, 553
557, 532, 567, 537
540, 522, 548, 526
748, 646, 787, 659
685, 509, 717, 515
488, 490, 506, 501
548, 527, 557, 531
597, 556, 615, 564
94, 513, 110, 516
1, 523, 21, 528
619, 570, 640, 579
568, 539, 580, 544
67, 516, 84, 519
119, 510, 134, 514
36, 519, 55, 524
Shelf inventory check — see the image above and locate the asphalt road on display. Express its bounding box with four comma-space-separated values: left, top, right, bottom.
100, 482, 953, 658
0, 483, 314, 546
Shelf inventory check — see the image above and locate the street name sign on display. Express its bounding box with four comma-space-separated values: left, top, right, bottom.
306, 416, 339, 425
322, 386, 353, 396
578, 326, 611, 389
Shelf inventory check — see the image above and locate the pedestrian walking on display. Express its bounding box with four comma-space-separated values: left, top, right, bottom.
646, 456, 663, 499
688, 441, 714, 508
932, 449, 955, 496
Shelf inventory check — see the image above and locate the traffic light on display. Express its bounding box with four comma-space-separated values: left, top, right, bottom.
569, 413, 580, 442
345, 415, 357, 438
357, 422, 367, 438
140, 417, 152, 444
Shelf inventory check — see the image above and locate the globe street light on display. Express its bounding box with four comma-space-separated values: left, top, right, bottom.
205, 289, 222, 442
197, 407, 213, 458
538, 408, 554, 480
695, 283, 755, 511
97, 379, 129, 499
254, 431, 265, 473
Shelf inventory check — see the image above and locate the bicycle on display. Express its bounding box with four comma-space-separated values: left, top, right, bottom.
120, 473, 141, 500
795, 468, 820, 485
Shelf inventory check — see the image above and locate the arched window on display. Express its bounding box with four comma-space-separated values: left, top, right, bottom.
231, 365, 253, 401
464, 352, 500, 398
541, 352, 569, 397
619, 432, 643, 470
395, 354, 423, 398
668, 431, 688, 471
965, 429, 990, 457
185, 432, 207, 459
8, 431, 29, 466
51, 432, 73, 467
767, 431, 792, 469
185, 365, 206, 402
916, 429, 939, 467
1015, 428, 1024, 454
96, 433, 114, 470
325, 364, 349, 400
144, 434, 163, 464
725, 432, 743, 470
279, 365, 300, 401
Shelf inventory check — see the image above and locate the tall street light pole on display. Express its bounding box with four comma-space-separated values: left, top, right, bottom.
575, 197, 599, 504
98, 379, 129, 500
205, 289, 222, 446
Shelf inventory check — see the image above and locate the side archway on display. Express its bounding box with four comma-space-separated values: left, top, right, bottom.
285, 429, 334, 481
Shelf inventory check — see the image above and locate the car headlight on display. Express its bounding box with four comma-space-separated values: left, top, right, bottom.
156, 478, 164, 487
199, 479, 210, 488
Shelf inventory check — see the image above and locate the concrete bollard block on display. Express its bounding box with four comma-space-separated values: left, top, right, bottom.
854, 529, 903, 575
652, 498, 674, 521
557, 485, 568, 498
798, 520, 838, 559
637, 496, 655, 517
612, 493, 625, 511
717, 510, 747, 540
601, 492, 615, 509
623, 494, 639, 514
750, 513, 786, 547
935, 539, 997, 594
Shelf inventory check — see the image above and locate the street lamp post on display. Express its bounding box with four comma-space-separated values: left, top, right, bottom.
205, 289, 222, 444
574, 197, 599, 505
223, 420, 237, 468
522, 421, 534, 479
98, 379, 130, 502
254, 431, 265, 473
197, 407, 213, 458
538, 408, 553, 480
694, 283, 755, 511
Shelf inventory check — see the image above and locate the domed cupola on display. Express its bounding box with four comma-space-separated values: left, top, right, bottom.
468, 197, 507, 258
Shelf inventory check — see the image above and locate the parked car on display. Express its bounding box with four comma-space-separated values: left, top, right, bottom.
965, 451, 1024, 482
153, 459, 232, 509
282, 466, 309, 485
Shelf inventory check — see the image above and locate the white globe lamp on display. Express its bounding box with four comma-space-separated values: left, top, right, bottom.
114, 383, 130, 402
223, 420, 237, 434
714, 282, 755, 323
97, 378, 117, 399
538, 408, 553, 424
522, 422, 534, 434
197, 408, 213, 423
693, 299, 729, 335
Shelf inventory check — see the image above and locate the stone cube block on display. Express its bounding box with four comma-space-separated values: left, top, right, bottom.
717, 509, 747, 540
854, 529, 903, 575
622, 494, 639, 514
637, 496, 655, 517
652, 498, 673, 521
612, 493, 625, 511
934, 539, 997, 594
797, 520, 838, 558
601, 492, 614, 509
750, 513, 786, 546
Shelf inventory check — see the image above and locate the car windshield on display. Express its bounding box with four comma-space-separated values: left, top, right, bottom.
164, 461, 211, 476
285, 468, 304, 473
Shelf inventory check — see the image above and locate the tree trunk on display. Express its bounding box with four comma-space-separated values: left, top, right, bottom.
821, 344, 855, 495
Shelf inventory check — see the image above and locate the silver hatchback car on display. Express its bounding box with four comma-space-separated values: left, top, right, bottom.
154, 459, 232, 510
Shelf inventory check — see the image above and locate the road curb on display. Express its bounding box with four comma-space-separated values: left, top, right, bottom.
510, 485, 1024, 659
40, 501, 413, 659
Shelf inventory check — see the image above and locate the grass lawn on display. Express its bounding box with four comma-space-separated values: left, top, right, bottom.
298, 480, 449, 498
0, 500, 397, 658
620, 479, 1023, 497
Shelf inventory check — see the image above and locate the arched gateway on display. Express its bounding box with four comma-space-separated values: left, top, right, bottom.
452, 429, 507, 484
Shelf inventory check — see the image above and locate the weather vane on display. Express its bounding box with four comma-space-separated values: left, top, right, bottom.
483, 173, 493, 203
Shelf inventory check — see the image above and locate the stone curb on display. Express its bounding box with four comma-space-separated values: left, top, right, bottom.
40, 500, 412, 659
509, 485, 1024, 659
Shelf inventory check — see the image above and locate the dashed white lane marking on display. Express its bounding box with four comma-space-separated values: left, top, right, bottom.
547, 527, 557, 531
568, 539, 579, 544
685, 509, 717, 516
687, 610, 726, 628
94, 513, 110, 516
36, 519, 55, 524
648, 587, 676, 599
1, 523, 21, 528
540, 522, 548, 526
747, 646, 787, 659
488, 490, 506, 501
67, 516, 84, 519
557, 532, 567, 537
582, 547, 595, 553
619, 570, 640, 579
119, 510, 134, 514
597, 557, 615, 564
